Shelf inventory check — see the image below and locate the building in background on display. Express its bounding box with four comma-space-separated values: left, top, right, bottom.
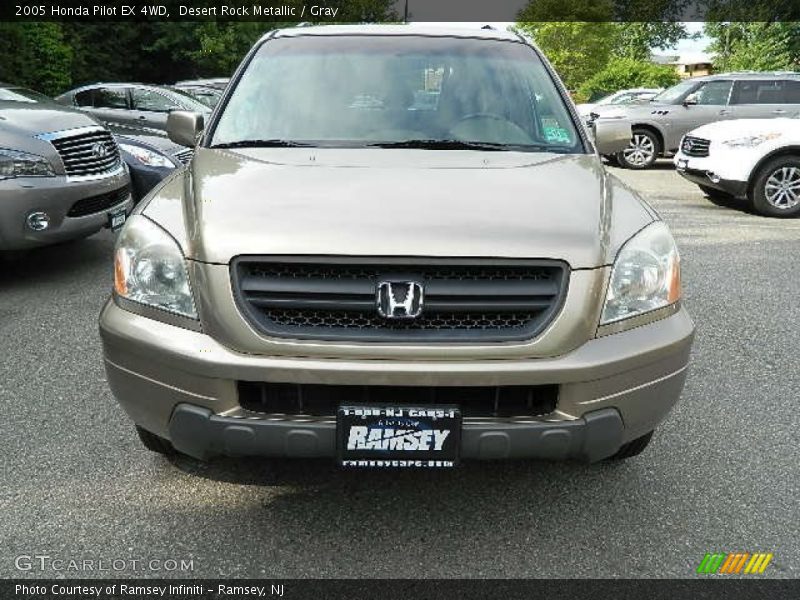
652, 52, 714, 78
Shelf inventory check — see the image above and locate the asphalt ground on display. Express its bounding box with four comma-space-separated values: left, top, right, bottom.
1, 161, 798, 578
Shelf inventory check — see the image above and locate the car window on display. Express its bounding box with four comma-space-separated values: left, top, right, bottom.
212, 35, 582, 152
132, 89, 179, 112
610, 93, 634, 105
731, 80, 786, 104
693, 80, 732, 105
94, 87, 128, 109
651, 80, 698, 104
785, 80, 800, 104
74, 90, 93, 107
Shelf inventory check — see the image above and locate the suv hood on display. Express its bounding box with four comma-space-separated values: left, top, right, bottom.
152, 148, 654, 269
0, 100, 99, 136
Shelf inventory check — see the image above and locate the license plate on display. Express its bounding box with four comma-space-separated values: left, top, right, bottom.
676, 158, 688, 171
108, 209, 127, 232
337, 405, 461, 468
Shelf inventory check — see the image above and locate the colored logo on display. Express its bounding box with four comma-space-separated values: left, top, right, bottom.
696, 552, 773, 574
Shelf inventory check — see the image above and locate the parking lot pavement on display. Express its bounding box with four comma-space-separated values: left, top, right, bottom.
1, 162, 798, 579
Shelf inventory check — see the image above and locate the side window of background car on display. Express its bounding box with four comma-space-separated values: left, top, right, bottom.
132, 89, 179, 112
693, 80, 732, 105
74, 90, 93, 107
731, 80, 786, 104
94, 87, 128, 109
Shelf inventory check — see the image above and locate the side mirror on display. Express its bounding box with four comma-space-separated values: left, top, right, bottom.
167, 110, 204, 147
683, 93, 698, 106
590, 118, 632, 155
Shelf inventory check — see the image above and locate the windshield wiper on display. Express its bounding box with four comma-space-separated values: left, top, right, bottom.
368, 139, 562, 152
211, 139, 314, 149
369, 139, 517, 151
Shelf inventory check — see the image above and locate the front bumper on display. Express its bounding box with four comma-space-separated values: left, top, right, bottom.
100, 298, 694, 462
0, 169, 132, 250
674, 153, 749, 199
675, 165, 748, 199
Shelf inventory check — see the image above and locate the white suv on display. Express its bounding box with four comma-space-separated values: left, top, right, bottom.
674, 116, 800, 217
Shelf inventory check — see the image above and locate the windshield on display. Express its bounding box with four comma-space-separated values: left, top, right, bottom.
0, 87, 52, 103
651, 80, 699, 104
211, 35, 582, 152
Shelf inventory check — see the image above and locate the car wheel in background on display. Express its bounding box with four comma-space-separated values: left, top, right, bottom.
751, 156, 800, 218
616, 129, 659, 170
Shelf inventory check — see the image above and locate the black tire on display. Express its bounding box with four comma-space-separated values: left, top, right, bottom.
699, 184, 733, 201
603, 154, 620, 167
136, 425, 177, 456
750, 156, 800, 218
615, 128, 660, 170
606, 431, 654, 461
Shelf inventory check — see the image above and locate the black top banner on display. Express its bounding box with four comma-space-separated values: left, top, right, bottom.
3, 0, 800, 22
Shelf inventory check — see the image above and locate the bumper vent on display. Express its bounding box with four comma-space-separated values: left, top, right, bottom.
232, 257, 568, 342
49, 127, 121, 178
67, 184, 129, 217
238, 382, 559, 419
681, 136, 710, 157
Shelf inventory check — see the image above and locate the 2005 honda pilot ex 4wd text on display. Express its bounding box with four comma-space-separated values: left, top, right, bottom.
99, 25, 695, 467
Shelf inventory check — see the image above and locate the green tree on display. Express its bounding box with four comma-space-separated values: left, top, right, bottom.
0, 23, 72, 95
705, 22, 800, 72
577, 57, 680, 102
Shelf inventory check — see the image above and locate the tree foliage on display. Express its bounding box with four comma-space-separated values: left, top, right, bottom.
577, 57, 680, 102
704, 22, 800, 72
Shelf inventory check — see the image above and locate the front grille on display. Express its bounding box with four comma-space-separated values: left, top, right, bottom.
238, 382, 558, 419
682, 136, 710, 157
50, 128, 121, 177
67, 184, 129, 217
173, 148, 194, 165
232, 257, 568, 342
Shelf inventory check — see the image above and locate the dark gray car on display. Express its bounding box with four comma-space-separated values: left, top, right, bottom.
600, 72, 800, 169
0, 83, 132, 251
55, 83, 211, 137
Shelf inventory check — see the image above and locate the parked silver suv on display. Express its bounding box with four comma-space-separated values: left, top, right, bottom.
0, 83, 132, 251
100, 25, 693, 468
600, 72, 800, 169
56, 83, 211, 137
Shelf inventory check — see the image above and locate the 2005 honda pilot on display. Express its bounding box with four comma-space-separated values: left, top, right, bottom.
99, 25, 694, 467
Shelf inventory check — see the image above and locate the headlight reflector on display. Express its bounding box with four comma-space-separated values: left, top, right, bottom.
118, 143, 175, 168
600, 222, 681, 325
114, 215, 197, 319
0, 148, 55, 179
722, 132, 781, 148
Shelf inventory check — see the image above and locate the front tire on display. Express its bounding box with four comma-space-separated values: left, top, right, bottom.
616, 129, 659, 169
750, 156, 800, 217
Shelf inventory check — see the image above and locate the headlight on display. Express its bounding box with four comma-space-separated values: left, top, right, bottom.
118, 143, 175, 168
722, 132, 781, 148
0, 148, 55, 179
600, 221, 681, 325
114, 215, 197, 319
